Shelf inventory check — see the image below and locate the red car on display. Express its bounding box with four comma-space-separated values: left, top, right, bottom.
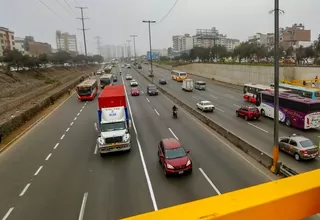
236, 106, 260, 120
131, 88, 140, 96
158, 138, 192, 176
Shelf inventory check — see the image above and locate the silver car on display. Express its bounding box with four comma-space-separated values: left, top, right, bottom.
279, 134, 319, 161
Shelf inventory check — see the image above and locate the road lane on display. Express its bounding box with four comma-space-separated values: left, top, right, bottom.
138, 65, 320, 173
124, 68, 274, 210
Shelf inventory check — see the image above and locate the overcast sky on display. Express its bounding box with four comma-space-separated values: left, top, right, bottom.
1, 0, 319, 55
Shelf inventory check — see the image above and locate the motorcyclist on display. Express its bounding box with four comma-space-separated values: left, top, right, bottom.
172, 105, 178, 112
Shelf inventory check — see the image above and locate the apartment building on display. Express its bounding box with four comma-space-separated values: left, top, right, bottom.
280, 23, 311, 49
56, 30, 78, 53
0, 27, 15, 56
172, 34, 193, 52
225, 38, 240, 51
14, 37, 25, 54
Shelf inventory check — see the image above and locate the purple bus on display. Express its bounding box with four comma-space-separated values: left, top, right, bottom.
255, 90, 320, 129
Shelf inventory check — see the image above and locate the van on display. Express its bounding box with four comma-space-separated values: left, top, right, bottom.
182, 79, 194, 92
195, 81, 206, 90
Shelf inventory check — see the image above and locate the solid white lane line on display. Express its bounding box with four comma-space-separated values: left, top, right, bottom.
94, 122, 98, 131
60, 134, 65, 140
78, 192, 88, 220
74, 117, 77, 121
66, 127, 70, 132
122, 75, 158, 211
54, 143, 59, 150
233, 104, 241, 108
210, 95, 218, 99
247, 122, 269, 133
168, 128, 179, 140
192, 96, 199, 100
199, 168, 221, 195
215, 107, 225, 113
34, 166, 43, 176
77, 112, 80, 116
154, 109, 160, 116
146, 98, 150, 102
2, 207, 14, 220
45, 153, 52, 161
19, 183, 31, 196
80, 109, 83, 112
70, 121, 74, 126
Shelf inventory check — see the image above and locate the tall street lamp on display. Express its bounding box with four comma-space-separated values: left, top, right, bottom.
130, 34, 138, 65
142, 20, 156, 76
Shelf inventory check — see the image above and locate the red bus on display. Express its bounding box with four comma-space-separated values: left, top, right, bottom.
76, 79, 98, 101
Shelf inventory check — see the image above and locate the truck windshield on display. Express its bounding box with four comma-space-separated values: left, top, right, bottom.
101, 121, 126, 132
100, 78, 111, 85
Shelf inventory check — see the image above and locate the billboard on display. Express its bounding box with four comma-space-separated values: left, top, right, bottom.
147, 51, 160, 61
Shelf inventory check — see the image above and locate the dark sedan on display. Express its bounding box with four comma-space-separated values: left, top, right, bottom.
159, 79, 167, 85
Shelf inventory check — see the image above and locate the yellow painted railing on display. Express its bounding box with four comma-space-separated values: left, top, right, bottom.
123, 169, 320, 220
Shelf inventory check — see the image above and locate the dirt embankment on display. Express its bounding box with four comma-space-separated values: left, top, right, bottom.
0, 66, 96, 125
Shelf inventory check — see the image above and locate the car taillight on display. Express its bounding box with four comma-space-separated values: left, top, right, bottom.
300, 149, 307, 154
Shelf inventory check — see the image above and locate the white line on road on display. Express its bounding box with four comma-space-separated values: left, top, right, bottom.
80, 109, 83, 112
45, 153, 52, 161
199, 168, 221, 195
122, 75, 158, 211
247, 122, 269, 133
215, 107, 225, 113
66, 127, 70, 132
19, 183, 31, 196
54, 143, 59, 150
192, 96, 199, 100
94, 145, 98, 154
82, 106, 85, 109
94, 122, 98, 131
60, 134, 65, 140
168, 128, 179, 140
2, 207, 14, 220
210, 95, 218, 99
74, 117, 77, 121
70, 121, 74, 126
224, 93, 234, 98
78, 192, 88, 220
141, 91, 144, 94
34, 166, 43, 176
77, 112, 80, 116
233, 104, 241, 108
146, 98, 150, 102
154, 109, 160, 116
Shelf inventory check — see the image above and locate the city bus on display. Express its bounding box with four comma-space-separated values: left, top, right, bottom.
100, 74, 113, 88
171, 70, 187, 82
255, 90, 320, 129
243, 83, 274, 103
270, 83, 320, 100
76, 79, 98, 101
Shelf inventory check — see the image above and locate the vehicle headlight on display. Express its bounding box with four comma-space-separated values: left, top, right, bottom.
98, 137, 104, 146
166, 164, 174, 169
123, 133, 130, 142
186, 160, 191, 166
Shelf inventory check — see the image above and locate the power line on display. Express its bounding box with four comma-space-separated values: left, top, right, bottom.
55, 0, 76, 17
76, 6, 89, 57
158, 0, 179, 23
94, 36, 102, 55
37, 0, 76, 28
62, 0, 78, 16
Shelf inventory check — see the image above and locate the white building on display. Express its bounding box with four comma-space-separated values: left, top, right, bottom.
225, 38, 240, 51
248, 33, 268, 46
152, 48, 168, 56
14, 37, 25, 54
101, 45, 125, 60
56, 30, 78, 53
0, 27, 15, 57
172, 34, 193, 52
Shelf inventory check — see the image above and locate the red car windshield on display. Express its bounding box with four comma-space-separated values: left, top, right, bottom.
165, 147, 186, 159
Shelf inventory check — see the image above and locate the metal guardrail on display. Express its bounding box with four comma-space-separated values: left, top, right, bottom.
279, 163, 299, 177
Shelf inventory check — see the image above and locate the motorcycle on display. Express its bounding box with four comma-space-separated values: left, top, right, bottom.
173, 110, 178, 119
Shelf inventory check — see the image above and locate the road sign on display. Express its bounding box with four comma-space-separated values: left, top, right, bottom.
147, 51, 160, 61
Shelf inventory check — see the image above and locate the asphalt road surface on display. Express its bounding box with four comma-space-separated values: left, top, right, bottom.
0, 66, 317, 220
137, 64, 320, 174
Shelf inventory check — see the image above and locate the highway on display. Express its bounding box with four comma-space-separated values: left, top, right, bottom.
136, 64, 320, 174
0, 66, 276, 220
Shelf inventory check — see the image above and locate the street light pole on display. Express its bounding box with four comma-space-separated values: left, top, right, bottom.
143, 20, 156, 75
271, 0, 280, 173
126, 40, 131, 59
130, 34, 138, 64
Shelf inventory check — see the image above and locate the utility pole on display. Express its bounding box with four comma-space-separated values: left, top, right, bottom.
126, 40, 131, 58
94, 36, 102, 55
76, 6, 89, 57
142, 20, 156, 76
130, 34, 138, 64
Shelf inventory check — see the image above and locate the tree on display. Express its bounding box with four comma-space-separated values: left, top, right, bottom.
38, 54, 48, 63
92, 55, 104, 63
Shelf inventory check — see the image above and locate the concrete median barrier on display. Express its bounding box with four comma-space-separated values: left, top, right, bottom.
0, 75, 87, 139
133, 66, 298, 176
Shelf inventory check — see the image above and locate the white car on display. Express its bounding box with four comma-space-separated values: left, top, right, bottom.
196, 101, 215, 112
130, 80, 138, 87
125, 74, 132, 80
121, 64, 125, 68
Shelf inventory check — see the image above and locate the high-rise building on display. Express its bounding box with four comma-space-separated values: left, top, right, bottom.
193, 27, 226, 48
172, 34, 193, 52
0, 27, 15, 56
14, 37, 25, 54
56, 30, 78, 53
280, 23, 311, 49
